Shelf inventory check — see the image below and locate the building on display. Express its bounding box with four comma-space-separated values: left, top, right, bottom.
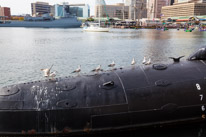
0, 6, 11, 19
55, 4, 64, 17
31, 2, 51, 16
53, 4, 66, 17
147, 0, 170, 19
161, 0, 206, 20
174, 0, 206, 4
0, 6, 2, 16
52, 3, 90, 18
125, 0, 147, 20
95, 3, 129, 20
50, 5, 55, 16
69, 4, 90, 18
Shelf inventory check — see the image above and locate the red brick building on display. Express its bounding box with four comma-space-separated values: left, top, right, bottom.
0, 7, 11, 19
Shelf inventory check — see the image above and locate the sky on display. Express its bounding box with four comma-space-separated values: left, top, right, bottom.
0, 0, 122, 16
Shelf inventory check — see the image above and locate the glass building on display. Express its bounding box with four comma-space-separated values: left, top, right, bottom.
31, 2, 90, 18
69, 4, 90, 18
54, 4, 64, 17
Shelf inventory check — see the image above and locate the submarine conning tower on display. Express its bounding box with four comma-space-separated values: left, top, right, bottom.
0, 47, 206, 135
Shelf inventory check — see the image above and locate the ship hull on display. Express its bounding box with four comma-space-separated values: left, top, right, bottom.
0, 47, 206, 135
0, 18, 81, 28
0, 107, 203, 135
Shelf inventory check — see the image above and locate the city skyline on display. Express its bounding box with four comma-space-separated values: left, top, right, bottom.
0, 0, 122, 16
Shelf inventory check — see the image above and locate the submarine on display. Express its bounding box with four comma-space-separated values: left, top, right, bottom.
0, 47, 206, 136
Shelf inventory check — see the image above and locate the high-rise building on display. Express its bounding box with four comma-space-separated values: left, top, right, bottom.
53, 4, 65, 17
174, 0, 206, 4
161, 0, 206, 20
31, 2, 51, 16
95, 3, 129, 20
52, 3, 90, 18
0, 6, 3, 17
125, 0, 147, 20
69, 4, 90, 18
147, 0, 170, 19
0, 6, 11, 19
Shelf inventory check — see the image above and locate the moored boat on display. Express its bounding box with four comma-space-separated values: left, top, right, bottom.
0, 10, 81, 28
83, 0, 109, 32
185, 29, 192, 32
83, 23, 110, 32
0, 17, 81, 28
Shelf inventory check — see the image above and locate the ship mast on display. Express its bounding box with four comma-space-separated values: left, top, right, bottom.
99, 0, 100, 27
122, 0, 125, 21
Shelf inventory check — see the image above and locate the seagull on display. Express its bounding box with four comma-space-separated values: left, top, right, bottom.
145, 58, 151, 65
131, 58, 136, 65
71, 65, 81, 74
108, 61, 115, 69
92, 65, 102, 72
41, 64, 53, 77
142, 57, 146, 64
49, 71, 57, 79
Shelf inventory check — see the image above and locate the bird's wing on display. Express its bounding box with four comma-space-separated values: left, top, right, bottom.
76, 68, 81, 72
178, 56, 185, 59
49, 64, 54, 71
71, 70, 76, 73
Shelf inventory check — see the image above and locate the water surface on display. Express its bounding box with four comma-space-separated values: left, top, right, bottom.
0, 28, 206, 87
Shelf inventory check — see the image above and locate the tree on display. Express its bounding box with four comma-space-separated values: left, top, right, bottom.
86, 17, 94, 22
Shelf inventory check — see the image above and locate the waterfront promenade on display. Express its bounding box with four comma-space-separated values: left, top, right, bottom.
0, 28, 206, 87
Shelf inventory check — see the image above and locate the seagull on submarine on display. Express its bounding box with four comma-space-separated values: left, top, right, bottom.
72, 65, 81, 74
41, 64, 53, 77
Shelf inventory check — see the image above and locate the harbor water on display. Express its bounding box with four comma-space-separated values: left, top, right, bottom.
0, 28, 206, 136
1, 28, 206, 87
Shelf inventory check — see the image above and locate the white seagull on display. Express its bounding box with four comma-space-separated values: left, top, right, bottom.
41, 65, 53, 77
49, 71, 57, 79
145, 58, 151, 65
131, 58, 136, 65
108, 61, 115, 68
72, 65, 81, 74
92, 65, 102, 72
142, 57, 146, 64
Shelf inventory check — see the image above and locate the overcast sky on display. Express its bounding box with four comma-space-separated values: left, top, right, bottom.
0, 0, 123, 16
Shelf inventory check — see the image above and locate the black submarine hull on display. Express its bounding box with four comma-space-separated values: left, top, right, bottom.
1, 48, 206, 135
